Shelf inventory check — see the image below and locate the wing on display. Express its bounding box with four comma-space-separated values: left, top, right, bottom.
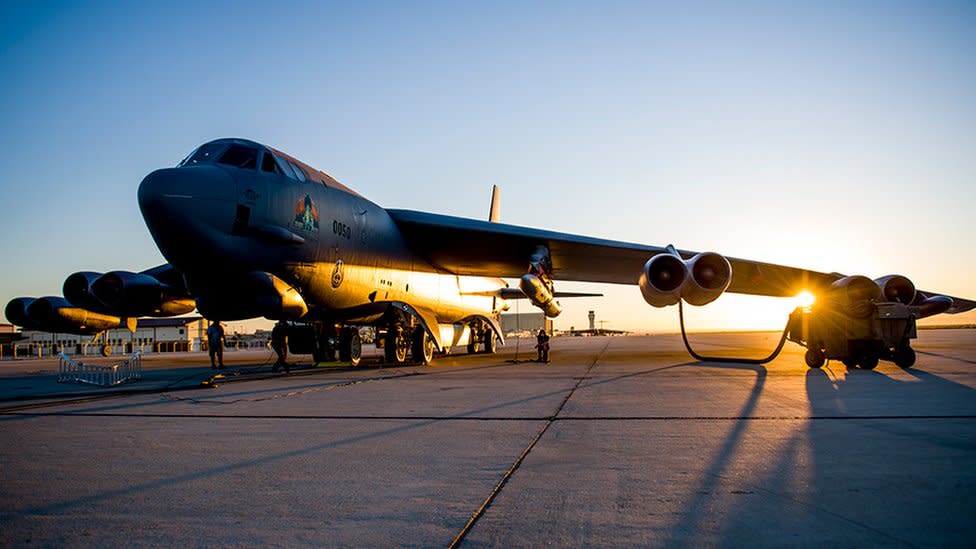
387, 209, 975, 312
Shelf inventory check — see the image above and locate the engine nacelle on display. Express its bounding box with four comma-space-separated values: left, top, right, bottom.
4, 296, 125, 334
91, 271, 195, 317
682, 252, 733, 306
825, 275, 882, 318
916, 295, 952, 318
5, 297, 38, 330
519, 273, 561, 318
63, 271, 104, 310
874, 275, 916, 305
638, 253, 687, 307
194, 272, 308, 321
639, 251, 732, 307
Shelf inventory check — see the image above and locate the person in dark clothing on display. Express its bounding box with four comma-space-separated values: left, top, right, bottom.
536, 328, 550, 363
271, 320, 290, 373
207, 321, 225, 369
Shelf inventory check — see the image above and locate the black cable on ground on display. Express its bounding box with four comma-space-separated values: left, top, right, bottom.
678, 300, 791, 365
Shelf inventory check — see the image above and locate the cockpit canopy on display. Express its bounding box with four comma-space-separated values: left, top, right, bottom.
179, 138, 308, 182
177, 138, 363, 197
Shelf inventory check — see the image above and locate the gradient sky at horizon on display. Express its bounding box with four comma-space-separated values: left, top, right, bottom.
1, 0, 974, 334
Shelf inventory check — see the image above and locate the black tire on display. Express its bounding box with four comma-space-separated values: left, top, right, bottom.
805, 348, 825, 368
859, 354, 879, 370
483, 330, 497, 354
467, 330, 478, 354
338, 328, 353, 363
385, 328, 408, 364
841, 358, 857, 368
101, 344, 112, 357
893, 347, 916, 368
411, 329, 435, 365
345, 329, 362, 367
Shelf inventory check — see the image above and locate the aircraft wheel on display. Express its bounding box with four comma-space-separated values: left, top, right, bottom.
467, 328, 478, 354
384, 327, 408, 364
804, 348, 825, 368
841, 357, 857, 369
893, 346, 916, 369
411, 329, 435, 365
859, 354, 879, 370
340, 328, 362, 367
482, 330, 497, 354
101, 344, 112, 357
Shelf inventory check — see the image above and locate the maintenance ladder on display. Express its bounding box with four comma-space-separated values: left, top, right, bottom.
58, 351, 143, 387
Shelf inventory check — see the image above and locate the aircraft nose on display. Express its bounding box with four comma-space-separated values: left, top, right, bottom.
138, 165, 235, 212
138, 165, 238, 268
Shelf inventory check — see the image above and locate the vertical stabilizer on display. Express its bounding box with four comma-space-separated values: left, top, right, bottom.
488, 185, 500, 222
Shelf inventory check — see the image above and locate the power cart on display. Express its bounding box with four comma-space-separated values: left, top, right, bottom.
787, 301, 918, 369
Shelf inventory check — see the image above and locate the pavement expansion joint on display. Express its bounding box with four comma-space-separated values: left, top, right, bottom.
448, 338, 614, 548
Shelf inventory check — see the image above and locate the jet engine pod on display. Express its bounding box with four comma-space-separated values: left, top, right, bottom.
22, 296, 123, 334
91, 271, 195, 317
63, 271, 104, 309
681, 252, 732, 306
5, 297, 37, 329
638, 253, 688, 307
874, 274, 916, 305
916, 294, 952, 318
826, 275, 883, 318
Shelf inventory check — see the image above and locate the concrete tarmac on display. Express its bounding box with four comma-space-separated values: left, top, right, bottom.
1, 330, 974, 547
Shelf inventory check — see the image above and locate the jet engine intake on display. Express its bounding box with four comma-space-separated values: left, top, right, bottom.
63, 271, 105, 310
874, 275, 916, 305
639, 250, 732, 307
5, 297, 38, 330
638, 253, 687, 307
682, 252, 733, 306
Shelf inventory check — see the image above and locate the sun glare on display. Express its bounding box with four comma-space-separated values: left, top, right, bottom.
795, 291, 816, 308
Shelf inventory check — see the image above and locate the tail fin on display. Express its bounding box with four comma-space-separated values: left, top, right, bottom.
488, 185, 500, 223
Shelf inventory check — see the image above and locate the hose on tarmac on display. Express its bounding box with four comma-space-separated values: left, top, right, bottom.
678, 300, 792, 365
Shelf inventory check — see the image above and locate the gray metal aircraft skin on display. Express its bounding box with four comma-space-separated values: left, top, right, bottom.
7, 137, 976, 365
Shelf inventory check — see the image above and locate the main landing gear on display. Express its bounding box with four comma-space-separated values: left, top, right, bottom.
465, 322, 497, 355
379, 310, 436, 366
309, 324, 361, 367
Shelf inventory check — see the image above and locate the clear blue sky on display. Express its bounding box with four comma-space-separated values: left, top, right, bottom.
1, 0, 974, 333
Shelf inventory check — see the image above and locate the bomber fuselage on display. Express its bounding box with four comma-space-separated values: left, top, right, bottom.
137, 138, 505, 326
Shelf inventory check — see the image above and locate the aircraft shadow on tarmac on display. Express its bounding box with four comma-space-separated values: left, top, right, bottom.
660, 359, 976, 547
5, 348, 975, 546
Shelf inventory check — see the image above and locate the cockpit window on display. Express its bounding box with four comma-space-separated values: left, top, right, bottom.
217, 144, 259, 169
180, 142, 227, 166
260, 152, 282, 174
289, 161, 307, 182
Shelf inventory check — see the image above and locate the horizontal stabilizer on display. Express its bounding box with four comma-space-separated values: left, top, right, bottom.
463, 288, 602, 299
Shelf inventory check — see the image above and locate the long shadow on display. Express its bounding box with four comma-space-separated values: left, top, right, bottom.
709, 362, 976, 546
662, 360, 767, 547
0, 360, 533, 420
0, 356, 612, 520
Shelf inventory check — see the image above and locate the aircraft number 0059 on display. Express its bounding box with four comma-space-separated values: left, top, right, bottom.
333, 220, 352, 239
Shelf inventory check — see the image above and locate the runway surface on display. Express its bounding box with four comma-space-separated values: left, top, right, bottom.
1, 330, 974, 547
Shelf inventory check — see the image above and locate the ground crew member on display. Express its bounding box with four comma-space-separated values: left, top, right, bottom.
207, 320, 225, 369
271, 320, 290, 373
536, 328, 550, 363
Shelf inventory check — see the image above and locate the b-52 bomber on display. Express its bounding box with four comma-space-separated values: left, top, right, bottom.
6, 138, 975, 368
